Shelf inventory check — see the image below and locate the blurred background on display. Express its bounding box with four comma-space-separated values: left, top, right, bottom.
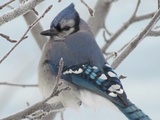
0, 0, 160, 119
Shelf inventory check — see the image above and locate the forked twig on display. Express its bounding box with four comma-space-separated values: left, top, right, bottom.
0, 5, 53, 64
80, 0, 95, 16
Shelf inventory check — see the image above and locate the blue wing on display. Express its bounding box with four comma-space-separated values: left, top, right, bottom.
61, 63, 151, 120
62, 63, 128, 107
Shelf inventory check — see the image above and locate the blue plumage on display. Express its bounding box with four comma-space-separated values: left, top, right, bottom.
39, 3, 151, 120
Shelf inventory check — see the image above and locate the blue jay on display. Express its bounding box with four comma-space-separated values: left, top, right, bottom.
38, 3, 151, 120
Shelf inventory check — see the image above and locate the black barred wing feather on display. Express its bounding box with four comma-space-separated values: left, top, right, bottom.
62, 63, 129, 107
62, 63, 151, 120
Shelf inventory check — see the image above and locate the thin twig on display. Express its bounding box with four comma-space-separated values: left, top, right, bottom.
0, 0, 15, 10
111, 8, 160, 69
119, 75, 127, 79
103, 25, 112, 36
80, 0, 95, 16
60, 111, 64, 120
101, 0, 155, 53
106, 38, 133, 60
32, 8, 39, 16
147, 29, 160, 37
7, 5, 14, 9
46, 58, 64, 101
103, 30, 108, 43
0, 82, 38, 87
0, 33, 17, 43
0, 5, 53, 64
102, 0, 141, 52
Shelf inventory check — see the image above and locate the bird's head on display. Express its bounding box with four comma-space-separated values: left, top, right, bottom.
41, 3, 80, 40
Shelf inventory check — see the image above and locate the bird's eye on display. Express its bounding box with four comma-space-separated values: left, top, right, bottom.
63, 26, 70, 30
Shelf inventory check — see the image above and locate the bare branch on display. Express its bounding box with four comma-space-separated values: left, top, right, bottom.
0, 5, 53, 64
0, 33, 17, 43
134, 12, 155, 22
32, 8, 39, 16
101, 1, 156, 53
111, 8, 160, 69
0, 82, 38, 87
119, 75, 127, 79
106, 38, 132, 60
6, 5, 14, 9
88, 1, 112, 36
80, 0, 95, 16
0, 0, 15, 10
147, 29, 160, 37
21, 9, 47, 50
103, 30, 108, 43
0, 0, 45, 26
1, 58, 67, 120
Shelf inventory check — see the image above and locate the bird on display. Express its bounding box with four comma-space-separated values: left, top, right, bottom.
38, 3, 151, 120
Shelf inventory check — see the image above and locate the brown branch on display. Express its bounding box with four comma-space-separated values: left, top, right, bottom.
101, 0, 155, 53
0, 82, 38, 87
80, 0, 95, 16
111, 8, 160, 69
0, 33, 17, 43
0, 0, 15, 10
0, 5, 53, 64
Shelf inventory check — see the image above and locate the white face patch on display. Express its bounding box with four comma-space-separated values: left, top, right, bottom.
60, 19, 75, 28
108, 71, 116, 77
59, 27, 75, 38
57, 19, 76, 39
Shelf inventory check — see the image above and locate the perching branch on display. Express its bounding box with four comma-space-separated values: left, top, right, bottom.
1, 58, 68, 120
0, 0, 45, 26
101, 0, 155, 53
111, 8, 160, 69
0, 82, 38, 88
0, 5, 53, 64
0, 0, 15, 10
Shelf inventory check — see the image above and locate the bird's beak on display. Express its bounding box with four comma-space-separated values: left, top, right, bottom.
40, 28, 59, 36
